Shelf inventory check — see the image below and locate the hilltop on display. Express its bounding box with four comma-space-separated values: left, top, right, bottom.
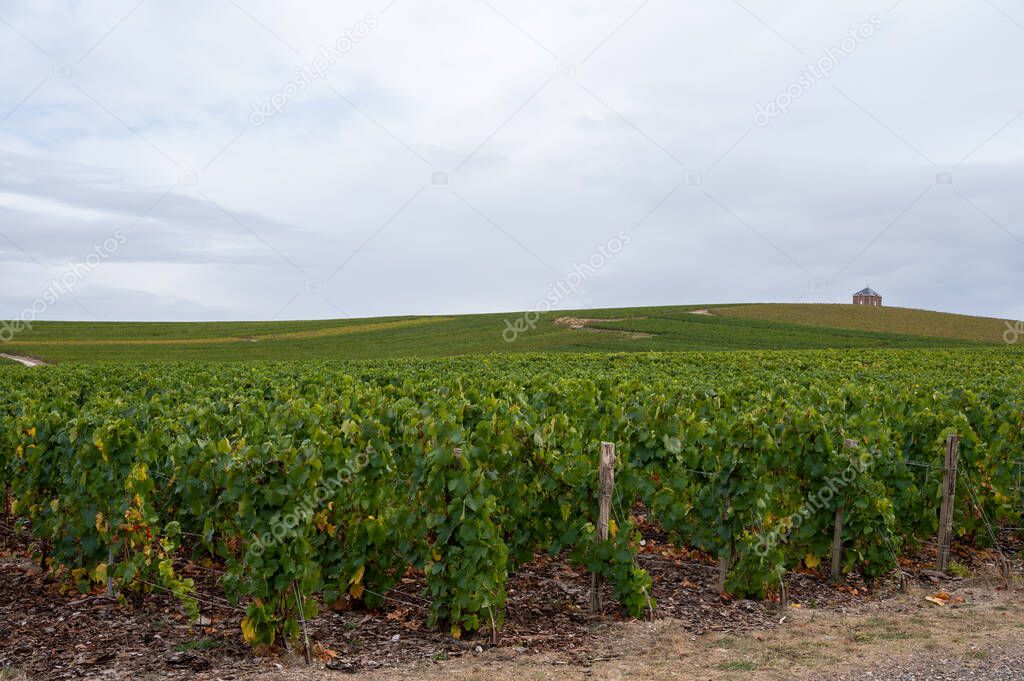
0, 303, 1012, 364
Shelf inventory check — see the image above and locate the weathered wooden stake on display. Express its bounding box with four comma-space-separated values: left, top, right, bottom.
293, 581, 312, 665
935, 434, 960, 572
716, 546, 731, 593
107, 546, 115, 598
590, 442, 615, 616
830, 438, 859, 583
717, 493, 733, 593
831, 503, 846, 583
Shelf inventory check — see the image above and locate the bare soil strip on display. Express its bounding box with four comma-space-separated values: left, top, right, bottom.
554, 317, 653, 339
3, 524, 1022, 681
0, 354, 47, 367
327, 583, 1024, 681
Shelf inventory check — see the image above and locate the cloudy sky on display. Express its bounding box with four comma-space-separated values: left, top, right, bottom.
1, 0, 1022, 322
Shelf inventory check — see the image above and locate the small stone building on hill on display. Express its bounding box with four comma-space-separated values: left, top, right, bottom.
852, 287, 882, 307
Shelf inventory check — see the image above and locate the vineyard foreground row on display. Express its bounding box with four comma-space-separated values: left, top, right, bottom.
1, 349, 1022, 646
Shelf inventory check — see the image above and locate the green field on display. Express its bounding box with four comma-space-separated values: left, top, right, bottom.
0, 303, 1013, 364
4, 349, 1023, 645
718, 304, 1012, 343
2, 304, 1022, 652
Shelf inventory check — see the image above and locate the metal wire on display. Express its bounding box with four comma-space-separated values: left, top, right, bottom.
903, 460, 939, 469
0, 519, 36, 539
612, 483, 656, 618
131, 577, 245, 613
680, 467, 717, 477
173, 559, 228, 575
957, 465, 1009, 566
363, 587, 428, 612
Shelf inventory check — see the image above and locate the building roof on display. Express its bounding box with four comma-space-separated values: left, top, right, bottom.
854, 287, 881, 297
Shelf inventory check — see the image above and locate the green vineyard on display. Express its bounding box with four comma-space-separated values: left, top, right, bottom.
2, 349, 1022, 647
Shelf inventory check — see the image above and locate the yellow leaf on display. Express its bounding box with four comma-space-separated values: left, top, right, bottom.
348, 582, 365, 599
27, 427, 36, 438
91, 563, 107, 584
348, 564, 365, 586
804, 553, 821, 569
240, 617, 257, 643
450, 624, 461, 640
316, 646, 338, 661
609, 519, 618, 538
314, 510, 329, 531
129, 463, 148, 483
95, 512, 107, 534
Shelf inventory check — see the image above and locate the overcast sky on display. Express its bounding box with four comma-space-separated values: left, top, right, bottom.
1, 0, 1022, 322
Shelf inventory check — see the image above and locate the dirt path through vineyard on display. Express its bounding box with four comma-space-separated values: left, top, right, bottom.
258, 582, 1024, 681
0, 354, 47, 367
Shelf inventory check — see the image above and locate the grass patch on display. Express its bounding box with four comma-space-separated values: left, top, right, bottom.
949, 561, 972, 578
851, 618, 928, 643
172, 638, 221, 653
0, 669, 29, 681
716, 660, 758, 672
762, 642, 815, 663
852, 630, 914, 643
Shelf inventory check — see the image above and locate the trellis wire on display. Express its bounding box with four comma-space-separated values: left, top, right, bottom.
957, 464, 1010, 569
131, 577, 245, 613
611, 480, 655, 620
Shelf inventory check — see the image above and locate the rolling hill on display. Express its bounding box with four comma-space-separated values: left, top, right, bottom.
0, 304, 1014, 364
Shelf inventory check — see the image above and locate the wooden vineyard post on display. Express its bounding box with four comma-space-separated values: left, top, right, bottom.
717, 489, 734, 593
831, 438, 859, 583
590, 442, 615, 616
935, 434, 960, 572
107, 546, 115, 598
293, 581, 312, 665
831, 504, 845, 583
717, 538, 731, 593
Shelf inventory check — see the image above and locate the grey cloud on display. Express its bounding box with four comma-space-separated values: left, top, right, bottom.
0, 0, 1021, 322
